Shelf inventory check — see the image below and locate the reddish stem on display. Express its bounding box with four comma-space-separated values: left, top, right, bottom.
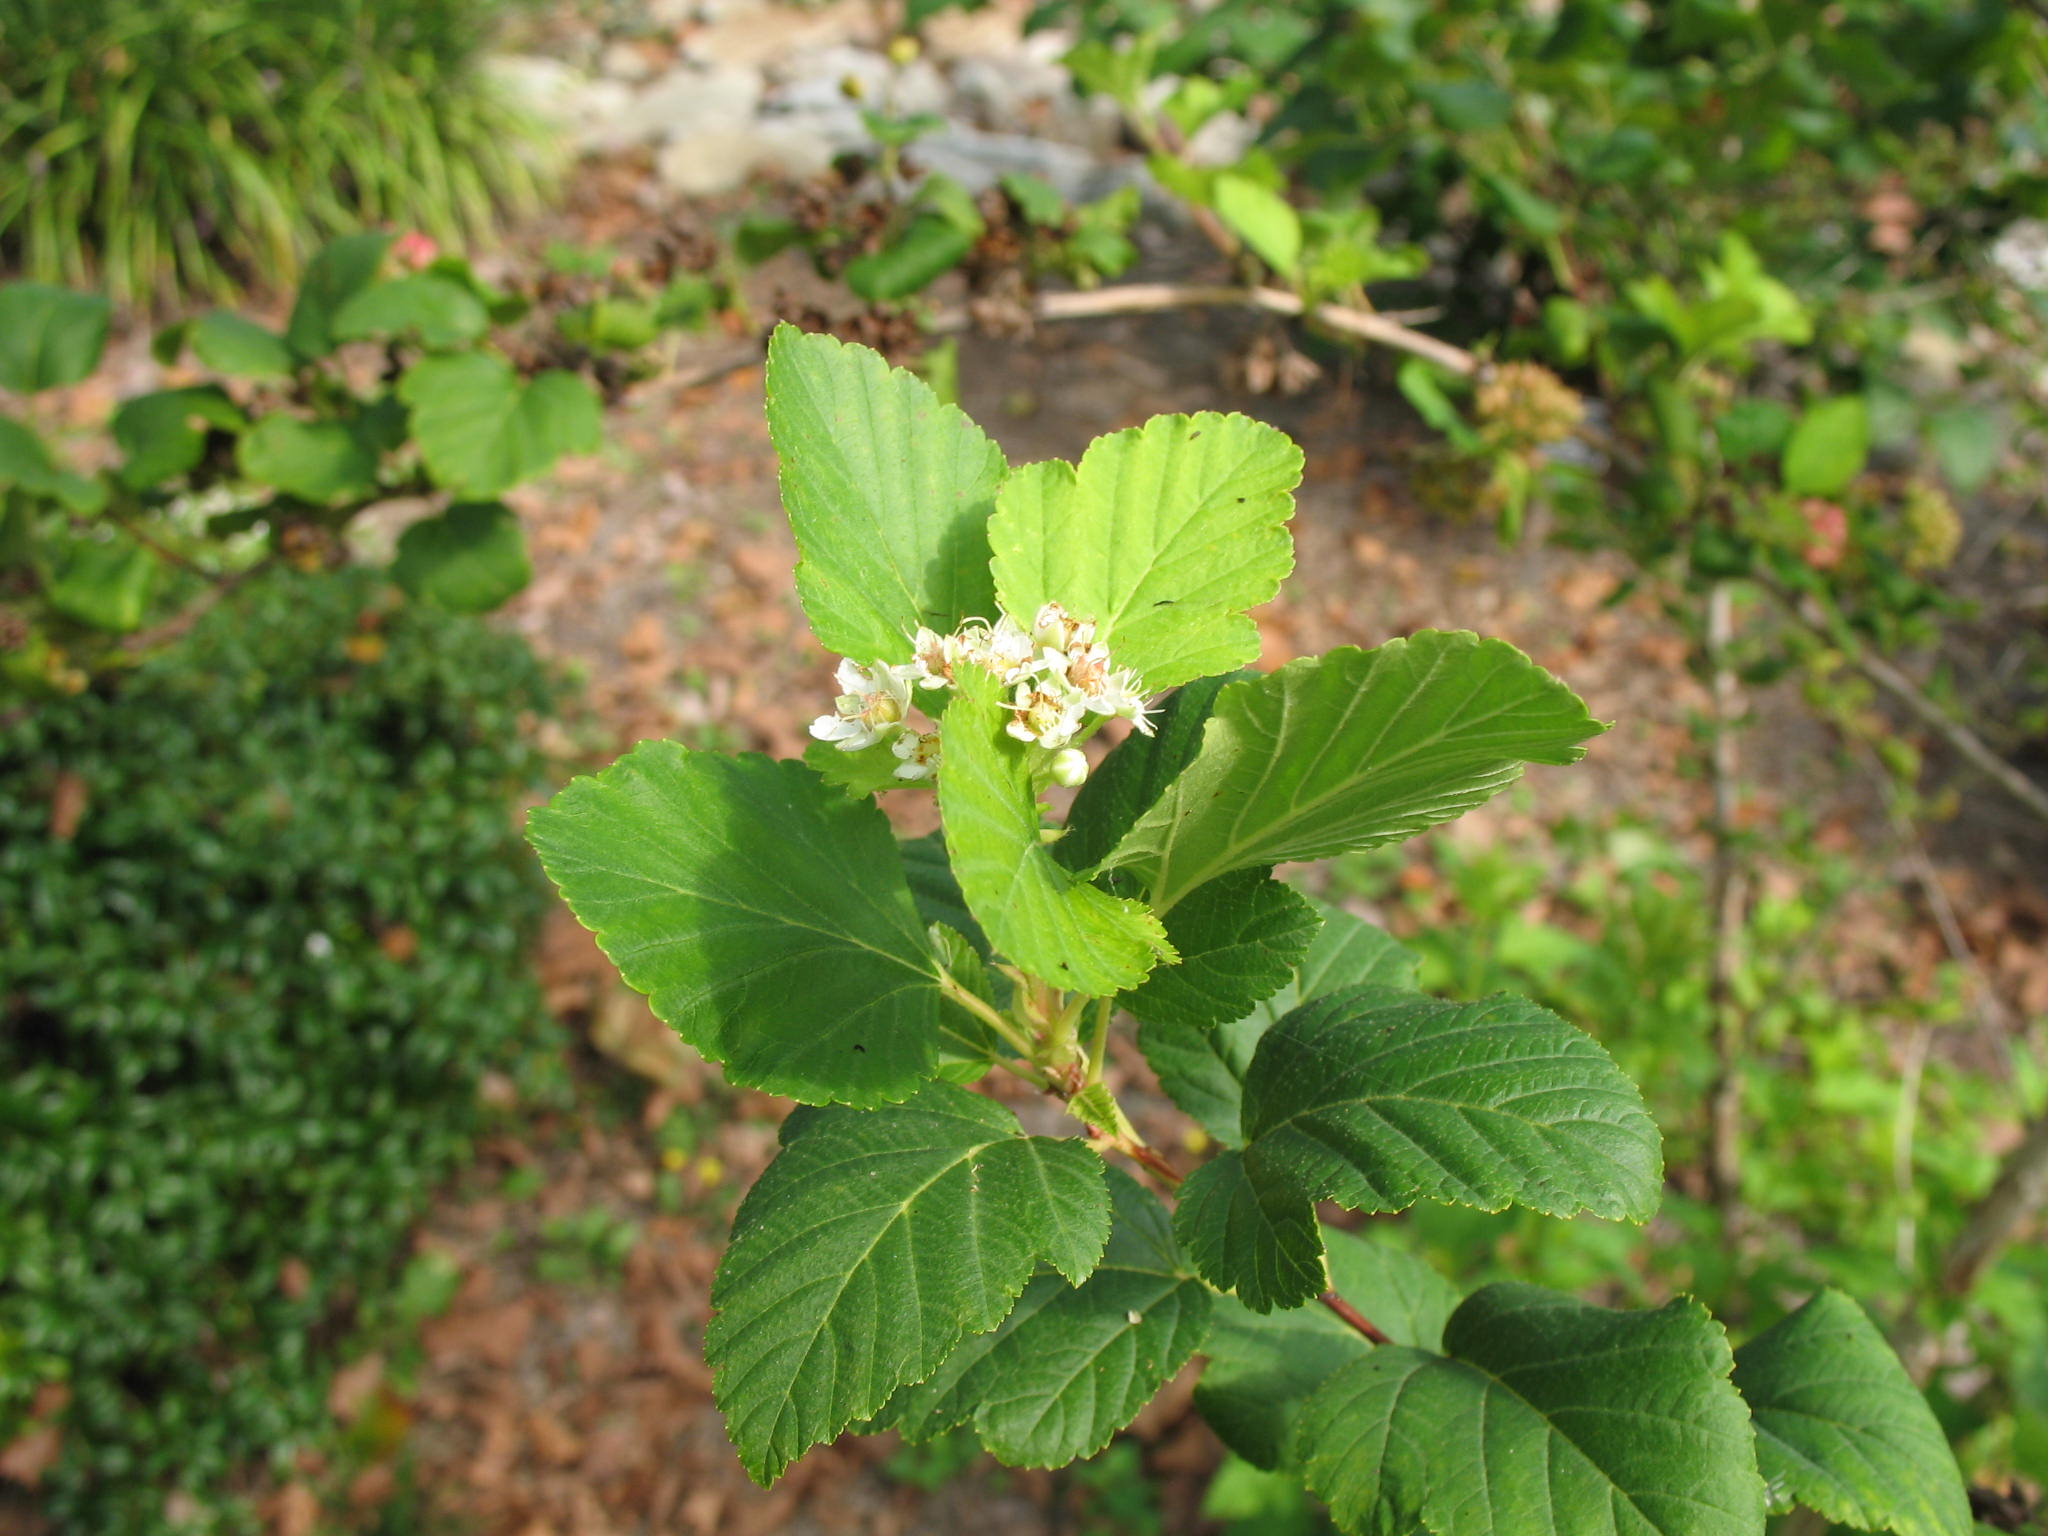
1318, 1290, 1392, 1345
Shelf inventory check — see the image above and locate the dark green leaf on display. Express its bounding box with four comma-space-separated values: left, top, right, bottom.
1242, 988, 1662, 1222
287, 233, 395, 359
391, 502, 533, 613
527, 744, 944, 1105
709, 1084, 1110, 1483
1175, 1150, 1324, 1313
333, 275, 490, 350
845, 216, 978, 301
1119, 871, 1318, 1030
1057, 674, 1237, 874
1735, 1290, 1969, 1536
190, 313, 297, 379
112, 387, 245, 489
1295, 1285, 1766, 1536
236, 415, 380, 504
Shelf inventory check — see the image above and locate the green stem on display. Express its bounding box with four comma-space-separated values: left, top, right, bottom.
936, 967, 1037, 1062
1085, 996, 1112, 1085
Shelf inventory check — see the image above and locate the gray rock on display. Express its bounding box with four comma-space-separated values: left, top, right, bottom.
585, 62, 765, 153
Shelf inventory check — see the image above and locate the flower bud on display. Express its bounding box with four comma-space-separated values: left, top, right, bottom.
1049, 747, 1089, 787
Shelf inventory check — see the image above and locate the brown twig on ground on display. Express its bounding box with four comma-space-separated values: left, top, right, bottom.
1702, 582, 1752, 1226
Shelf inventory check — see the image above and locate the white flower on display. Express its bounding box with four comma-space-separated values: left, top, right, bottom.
1005, 682, 1087, 748
809, 657, 912, 751
1049, 747, 1089, 787
1081, 663, 1155, 735
986, 613, 1037, 682
909, 626, 956, 690
892, 729, 942, 781
1032, 601, 1095, 653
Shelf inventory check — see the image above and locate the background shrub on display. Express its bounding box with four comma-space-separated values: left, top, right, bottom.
0, 0, 552, 303
0, 567, 559, 1530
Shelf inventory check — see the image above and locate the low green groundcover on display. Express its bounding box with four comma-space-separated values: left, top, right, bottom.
0, 567, 559, 1530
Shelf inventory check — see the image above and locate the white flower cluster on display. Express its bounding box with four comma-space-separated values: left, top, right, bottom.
808, 602, 1154, 785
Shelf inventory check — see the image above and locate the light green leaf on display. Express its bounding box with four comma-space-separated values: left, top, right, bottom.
936, 664, 1172, 996
1782, 396, 1869, 497
805, 737, 911, 797
1057, 674, 1237, 875
0, 284, 111, 394
527, 743, 944, 1105
1397, 357, 1481, 452
845, 216, 979, 301
191, 312, 297, 379
1142, 903, 1417, 1146
989, 413, 1301, 691
1242, 987, 1663, 1222
1734, 1290, 1970, 1536
399, 355, 603, 497
766, 324, 1007, 663
881, 1167, 1210, 1466
1215, 174, 1303, 277
1197, 1227, 1462, 1469
709, 1084, 1110, 1484
1118, 870, 1318, 1030
1174, 1150, 1324, 1313
43, 530, 157, 631
1095, 632, 1604, 912
112, 386, 245, 489
391, 502, 533, 613
334, 275, 491, 350
1928, 405, 2004, 494
0, 416, 106, 512
1296, 1285, 1766, 1536
236, 415, 380, 504
287, 232, 395, 360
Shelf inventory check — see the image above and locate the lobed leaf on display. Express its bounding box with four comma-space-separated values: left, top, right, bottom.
1141, 903, 1418, 1147
1093, 632, 1605, 912
527, 743, 944, 1106
1117, 870, 1319, 1031
1734, 1291, 1969, 1536
937, 665, 1172, 996
1295, 1285, 1766, 1536
988, 412, 1301, 691
709, 1085, 1110, 1483
1197, 1227, 1461, 1469
1242, 987, 1662, 1224
881, 1167, 1210, 1466
399, 354, 602, 498
766, 323, 1006, 665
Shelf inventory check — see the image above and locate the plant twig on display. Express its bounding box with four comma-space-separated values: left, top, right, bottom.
1319, 1290, 1393, 1345
1702, 582, 1751, 1225
1938, 1108, 2048, 1297
1767, 579, 2048, 831
115, 559, 276, 655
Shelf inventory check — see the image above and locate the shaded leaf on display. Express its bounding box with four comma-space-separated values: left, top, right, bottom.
1118, 870, 1318, 1030
1175, 1150, 1324, 1313
391, 502, 532, 613
709, 1085, 1110, 1483
287, 233, 394, 359
112, 386, 245, 489
191, 312, 297, 379
0, 284, 110, 394
333, 275, 490, 350
527, 743, 943, 1105
1056, 674, 1237, 875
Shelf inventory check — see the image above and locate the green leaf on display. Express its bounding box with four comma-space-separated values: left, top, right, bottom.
333, 275, 491, 350
1119, 870, 1318, 1030
236, 415, 379, 504
1094, 633, 1605, 912
988, 413, 1301, 691
287, 233, 395, 360
1927, 405, 2004, 494
1295, 1285, 1766, 1536
1197, 1227, 1461, 1469
1242, 987, 1662, 1222
1716, 398, 1795, 462
1174, 1150, 1324, 1313
936, 664, 1172, 995
0, 416, 106, 512
1782, 396, 1870, 497
0, 284, 111, 394
399, 355, 603, 497
1396, 357, 1480, 451
846, 216, 980, 301
881, 1167, 1211, 1466
1057, 674, 1237, 875
1734, 1290, 1969, 1536
1001, 172, 1069, 227
112, 386, 245, 489
1142, 903, 1417, 1147
43, 529, 157, 631
900, 831, 987, 954
805, 737, 912, 797
708, 1084, 1110, 1484
766, 324, 1007, 663
1215, 174, 1303, 277
527, 743, 944, 1105
391, 502, 533, 613
190, 312, 297, 379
